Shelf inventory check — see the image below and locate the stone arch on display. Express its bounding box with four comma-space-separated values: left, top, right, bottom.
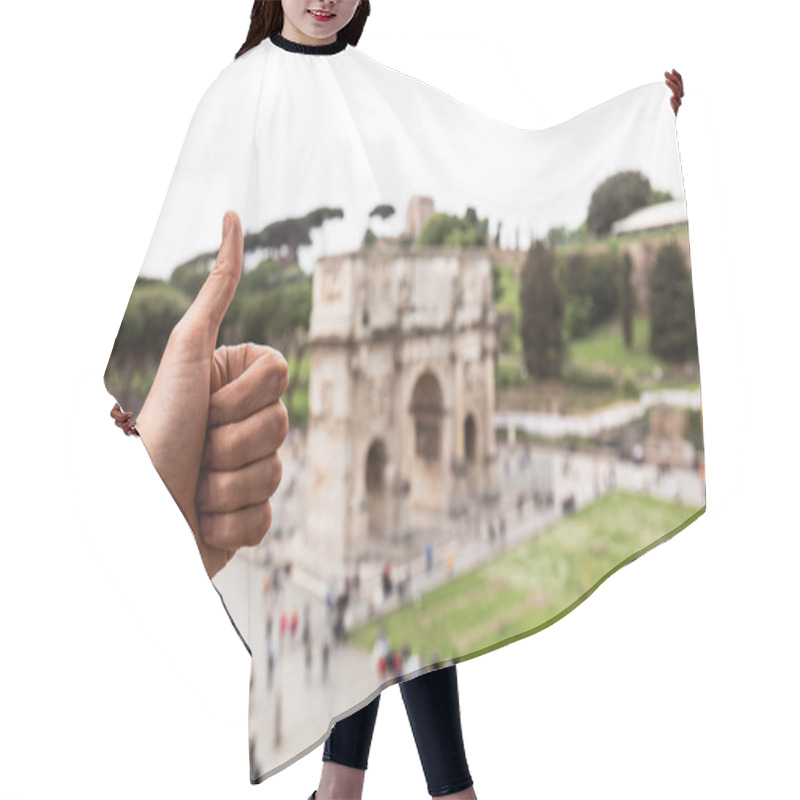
410, 371, 444, 462
366, 439, 388, 493
409, 370, 447, 516
464, 412, 477, 464
365, 438, 389, 537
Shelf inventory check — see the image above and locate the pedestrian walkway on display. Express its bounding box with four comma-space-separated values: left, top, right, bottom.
245, 556, 380, 780
226, 443, 705, 780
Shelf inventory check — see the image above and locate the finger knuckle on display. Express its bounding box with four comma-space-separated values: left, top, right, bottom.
247, 508, 269, 548
268, 453, 283, 496
218, 514, 242, 551
203, 431, 218, 469
200, 513, 222, 549
269, 352, 290, 396
245, 503, 271, 547
215, 430, 235, 470
277, 400, 290, 441
211, 472, 232, 510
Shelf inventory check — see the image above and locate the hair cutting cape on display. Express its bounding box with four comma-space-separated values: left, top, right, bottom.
105, 32, 705, 784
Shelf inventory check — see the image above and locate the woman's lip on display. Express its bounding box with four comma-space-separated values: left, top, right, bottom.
308, 9, 335, 21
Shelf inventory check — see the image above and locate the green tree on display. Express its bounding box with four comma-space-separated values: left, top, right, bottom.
585, 250, 619, 326
587, 170, 652, 236
369, 204, 395, 221
110, 281, 190, 363
648, 189, 674, 205
241, 207, 345, 265
367, 204, 395, 240
490, 263, 504, 303
571, 221, 589, 244
362, 228, 377, 248
264, 218, 312, 265
170, 256, 212, 300
547, 225, 569, 247
520, 240, 564, 378
648, 242, 698, 361
564, 252, 589, 296
226, 259, 312, 352
419, 208, 488, 247
106, 281, 191, 409
619, 250, 634, 349
562, 253, 593, 339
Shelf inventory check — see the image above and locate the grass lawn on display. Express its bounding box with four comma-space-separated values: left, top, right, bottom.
495, 311, 700, 413
567, 315, 658, 378
493, 239, 700, 409
347, 491, 704, 664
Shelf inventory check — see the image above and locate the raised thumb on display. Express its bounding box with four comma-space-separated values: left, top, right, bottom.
188, 211, 243, 336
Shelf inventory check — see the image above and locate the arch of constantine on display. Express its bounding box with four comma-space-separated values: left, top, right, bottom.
296, 244, 500, 582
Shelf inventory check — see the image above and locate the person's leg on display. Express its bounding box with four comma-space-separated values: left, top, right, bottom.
316, 693, 381, 800
400, 665, 476, 799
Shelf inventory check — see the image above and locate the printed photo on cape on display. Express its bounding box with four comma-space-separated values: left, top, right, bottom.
105, 30, 705, 782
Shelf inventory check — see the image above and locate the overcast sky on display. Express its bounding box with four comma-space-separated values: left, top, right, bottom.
136, 46, 684, 280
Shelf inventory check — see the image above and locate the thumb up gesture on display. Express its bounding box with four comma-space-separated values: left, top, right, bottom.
136, 211, 289, 579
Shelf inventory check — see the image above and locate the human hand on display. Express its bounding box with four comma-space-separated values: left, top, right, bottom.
135, 211, 289, 579
665, 68, 684, 116
111, 402, 139, 436
195, 342, 289, 576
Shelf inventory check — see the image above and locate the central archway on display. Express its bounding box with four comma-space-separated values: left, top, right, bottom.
410, 370, 446, 515
464, 413, 477, 464
411, 371, 444, 462
365, 439, 389, 538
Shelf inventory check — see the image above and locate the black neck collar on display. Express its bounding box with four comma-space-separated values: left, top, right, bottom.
269, 31, 348, 56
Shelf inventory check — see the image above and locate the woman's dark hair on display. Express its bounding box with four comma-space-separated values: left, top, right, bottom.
235, 1, 371, 59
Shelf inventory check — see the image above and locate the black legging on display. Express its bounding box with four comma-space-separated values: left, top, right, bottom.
323, 664, 473, 797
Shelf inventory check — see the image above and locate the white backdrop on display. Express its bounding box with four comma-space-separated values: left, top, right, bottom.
1, 1, 796, 798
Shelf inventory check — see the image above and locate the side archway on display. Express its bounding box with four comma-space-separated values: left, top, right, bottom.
464, 412, 477, 464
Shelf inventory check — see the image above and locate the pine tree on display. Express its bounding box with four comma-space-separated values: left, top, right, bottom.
648, 243, 698, 362
520, 240, 564, 378
620, 250, 634, 349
